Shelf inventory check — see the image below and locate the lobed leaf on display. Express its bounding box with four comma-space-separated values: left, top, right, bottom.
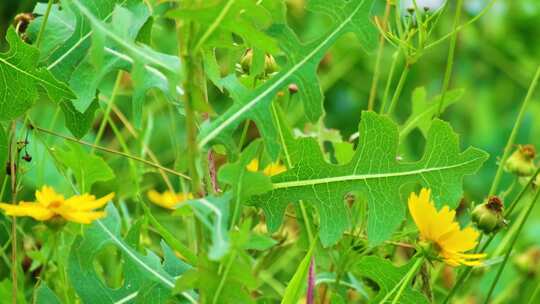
354, 256, 429, 303
249, 111, 488, 246
0, 27, 75, 121
68, 204, 197, 303
197, 0, 377, 158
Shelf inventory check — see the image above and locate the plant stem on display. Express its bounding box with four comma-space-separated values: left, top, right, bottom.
443, 168, 540, 303
380, 51, 400, 113
35, 0, 54, 48
33, 125, 190, 180
139, 196, 198, 265
9, 122, 18, 304
94, 71, 123, 149
386, 62, 411, 115
391, 257, 423, 304
367, 0, 391, 111
212, 251, 237, 304
528, 279, 540, 304
489, 65, 540, 196
484, 187, 540, 303
436, 0, 463, 117
379, 256, 423, 303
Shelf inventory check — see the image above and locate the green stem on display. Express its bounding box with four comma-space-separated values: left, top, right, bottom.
386, 62, 411, 115
379, 256, 424, 303
35, 0, 54, 48
212, 251, 237, 304
139, 196, 198, 265
380, 51, 400, 113
489, 66, 540, 196
391, 257, 423, 304
443, 168, 540, 303
527, 279, 540, 304
9, 121, 18, 304
436, 0, 463, 117
484, 187, 540, 303
93, 71, 123, 149
367, 0, 391, 111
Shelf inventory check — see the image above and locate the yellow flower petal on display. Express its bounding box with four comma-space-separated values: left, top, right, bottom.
408, 188, 486, 267
246, 159, 260, 172
148, 190, 191, 209
64, 193, 115, 211
59, 210, 107, 224
0, 202, 55, 221
35, 186, 64, 207
263, 163, 287, 176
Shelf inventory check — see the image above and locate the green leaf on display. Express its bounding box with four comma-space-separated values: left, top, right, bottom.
68, 204, 197, 303
354, 256, 429, 304
27, 3, 76, 61
58, 99, 100, 139
249, 111, 488, 246
400, 87, 465, 139
54, 142, 115, 193
281, 241, 316, 304
67, 1, 182, 128
177, 193, 232, 260
218, 140, 273, 200
197, 0, 377, 158
0, 27, 75, 121
167, 0, 278, 52
45, 0, 124, 81
34, 282, 61, 304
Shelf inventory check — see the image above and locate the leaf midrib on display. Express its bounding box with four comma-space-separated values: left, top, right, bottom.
198, 0, 366, 148
272, 156, 485, 189
0, 57, 72, 95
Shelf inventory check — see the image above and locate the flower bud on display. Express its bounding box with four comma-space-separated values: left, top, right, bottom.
240, 49, 253, 74
264, 54, 278, 75
513, 246, 540, 277
504, 144, 537, 177
472, 196, 506, 234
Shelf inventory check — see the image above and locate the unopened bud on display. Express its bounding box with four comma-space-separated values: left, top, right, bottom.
240, 49, 253, 74
264, 54, 278, 75
472, 196, 506, 234
504, 145, 537, 177
288, 83, 298, 95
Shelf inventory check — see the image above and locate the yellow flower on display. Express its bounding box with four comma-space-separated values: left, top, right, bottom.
0, 186, 114, 224
147, 190, 193, 209
246, 159, 287, 176
408, 188, 486, 267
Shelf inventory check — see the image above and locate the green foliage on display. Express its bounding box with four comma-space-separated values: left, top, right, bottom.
0, 27, 75, 121
34, 282, 61, 304
68, 204, 196, 303
197, 0, 377, 158
2, 0, 539, 302
281, 242, 316, 304
54, 142, 115, 193
354, 256, 429, 303
400, 87, 465, 139
250, 111, 488, 246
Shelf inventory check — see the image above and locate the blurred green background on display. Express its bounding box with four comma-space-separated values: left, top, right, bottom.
1, 0, 540, 301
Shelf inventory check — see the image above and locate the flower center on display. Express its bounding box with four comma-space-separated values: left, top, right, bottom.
49, 201, 62, 208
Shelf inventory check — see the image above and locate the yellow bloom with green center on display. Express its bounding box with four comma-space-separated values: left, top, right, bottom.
0, 186, 114, 224
408, 188, 486, 267
147, 190, 193, 209
246, 159, 287, 176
